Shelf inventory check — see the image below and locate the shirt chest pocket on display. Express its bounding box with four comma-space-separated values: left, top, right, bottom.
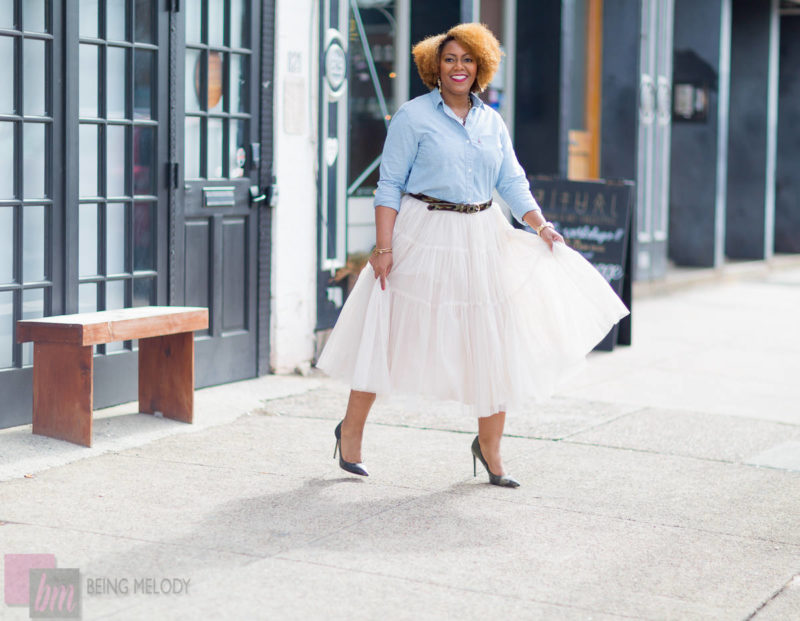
476, 133, 503, 171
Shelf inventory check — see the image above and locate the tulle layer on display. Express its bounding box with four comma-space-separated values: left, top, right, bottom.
316, 195, 629, 417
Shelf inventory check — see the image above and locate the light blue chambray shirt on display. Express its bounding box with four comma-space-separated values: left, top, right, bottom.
373, 89, 541, 224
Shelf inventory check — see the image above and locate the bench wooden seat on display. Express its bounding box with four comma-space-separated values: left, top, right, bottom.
17, 306, 209, 447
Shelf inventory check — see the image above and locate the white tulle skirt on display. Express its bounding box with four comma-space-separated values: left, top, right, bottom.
316, 195, 629, 417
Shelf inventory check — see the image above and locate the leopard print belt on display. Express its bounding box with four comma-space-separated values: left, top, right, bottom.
409, 193, 493, 214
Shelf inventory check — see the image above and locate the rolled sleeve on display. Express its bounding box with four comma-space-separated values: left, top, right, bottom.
374, 107, 418, 212
495, 122, 541, 224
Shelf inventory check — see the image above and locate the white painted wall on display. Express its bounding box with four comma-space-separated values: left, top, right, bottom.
270, 0, 319, 373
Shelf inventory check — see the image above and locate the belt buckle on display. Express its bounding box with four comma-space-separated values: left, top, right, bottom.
467, 204, 477, 214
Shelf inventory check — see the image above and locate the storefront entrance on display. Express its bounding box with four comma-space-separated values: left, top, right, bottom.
0, 0, 272, 429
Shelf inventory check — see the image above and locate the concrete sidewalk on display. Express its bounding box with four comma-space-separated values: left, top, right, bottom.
1, 267, 799, 620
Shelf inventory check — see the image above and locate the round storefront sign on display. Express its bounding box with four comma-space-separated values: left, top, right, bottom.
324, 40, 347, 93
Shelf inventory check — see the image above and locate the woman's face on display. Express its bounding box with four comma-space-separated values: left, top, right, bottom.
438, 40, 477, 98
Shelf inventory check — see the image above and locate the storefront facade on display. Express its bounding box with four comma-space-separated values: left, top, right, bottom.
0, 0, 275, 429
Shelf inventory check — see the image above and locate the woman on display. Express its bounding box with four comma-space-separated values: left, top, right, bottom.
317, 23, 628, 487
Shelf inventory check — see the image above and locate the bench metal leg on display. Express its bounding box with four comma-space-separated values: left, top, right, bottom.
32, 343, 94, 447
138, 332, 194, 424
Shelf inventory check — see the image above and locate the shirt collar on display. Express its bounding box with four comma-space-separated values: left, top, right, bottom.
429, 88, 485, 110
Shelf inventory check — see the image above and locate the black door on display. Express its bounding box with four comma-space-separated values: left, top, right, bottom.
176, 0, 261, 387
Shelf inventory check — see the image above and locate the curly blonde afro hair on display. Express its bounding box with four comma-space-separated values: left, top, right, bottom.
411, 23, 503, 93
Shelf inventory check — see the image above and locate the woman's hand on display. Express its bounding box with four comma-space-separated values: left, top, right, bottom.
540, 226, 565, 251
369, 252, 393, 290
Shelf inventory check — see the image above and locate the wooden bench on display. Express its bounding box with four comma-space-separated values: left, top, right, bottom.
16, 306, 209, 447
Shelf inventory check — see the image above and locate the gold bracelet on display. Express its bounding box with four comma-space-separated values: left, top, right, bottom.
372, 247, 392, 255
535, 221, 554, 235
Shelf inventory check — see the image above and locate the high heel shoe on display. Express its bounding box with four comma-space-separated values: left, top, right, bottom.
334, 421, 369, 476
471, 435, 519, 488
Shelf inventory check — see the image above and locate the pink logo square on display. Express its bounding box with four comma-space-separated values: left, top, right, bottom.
4, 554, 57, 606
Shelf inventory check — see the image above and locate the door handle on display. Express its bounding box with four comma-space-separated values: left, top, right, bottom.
249, 185, 267, 203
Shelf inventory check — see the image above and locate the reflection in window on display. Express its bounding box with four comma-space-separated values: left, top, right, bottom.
0, 122, 13, 197
21, 287, 44, 366
207, 118, 223, 178
133, 202, 155, 271
208, 52, 223, 113
79, 204, 99, 277
348, 5, 396, 196
79, 124, 99, 197
0, 36, 14, 113
107, 47, 127, 118
106, 280, 126, 351
185, 117, 201, 178
134, 49, 155, 119
79, 283, 97, 313
79, 44, 100, 118
22, 205, 46, 282
134, 0, 154, 44
23, 123, 46, 198
133, 278, 154, 307
23, 39, 46, 116
0, 1, 13, 29
133, 126, 154, 194
230, 54, 247, 114
107, 125, 126, 196
230, 120, 247, 178
23, 0, 46, 33
107, 0, 126, 41
185, 49, 202, 113
208, 0, 224, 46
107, 203, 126, 275
231, 0, 247, 49
185, 0, 202, 44
79, 0, 99, 38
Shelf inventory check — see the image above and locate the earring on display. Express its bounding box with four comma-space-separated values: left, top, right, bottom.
437, 77, 442, 93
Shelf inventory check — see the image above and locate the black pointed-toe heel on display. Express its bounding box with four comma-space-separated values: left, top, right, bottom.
334, 421, 369, 476
471, 435, 519, 488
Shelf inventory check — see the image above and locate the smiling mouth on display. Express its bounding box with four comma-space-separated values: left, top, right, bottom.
450, 75, 469, 83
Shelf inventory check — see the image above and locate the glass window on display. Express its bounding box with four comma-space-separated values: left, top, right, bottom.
23, 123, 46, 198
0, 0, 13, 29
134, 49, 155, 119
22, 205, 46, 282
185, 0, 202, 44
0, 122, 13, 198
207, 118, 223, 178
23, 0, 46, 33
0, 291, 12, 368
79, 283, 97, 313
184, 117, 200, 178
133, 202, 155, 271
133, 126, 155, 194
79, 44, 100, 117
0, 207, 13, 283
208, 0, 224, 47
185, 49, 201, 113
230, 54, 247, 114
107, 125, 126, 196
230, 119, 246, 178
347, 4, 396, 195
107, 47, 127, 118
134, 0, 154, 44
23, 39, 46, 116
208, 51, 223, 113
21, 287, 44, 366
133, 278, 154, 306
106, 203, 126, 274
0, 36, 14, 114
231, 0, 247, 49
79, 124, 99, 197
79, 204, 99, 277
107, 0, 126, 41
79, 0, 99, 38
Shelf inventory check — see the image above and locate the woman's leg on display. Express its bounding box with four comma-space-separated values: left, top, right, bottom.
478, 411, 507, 475
340, 390, 376, 462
